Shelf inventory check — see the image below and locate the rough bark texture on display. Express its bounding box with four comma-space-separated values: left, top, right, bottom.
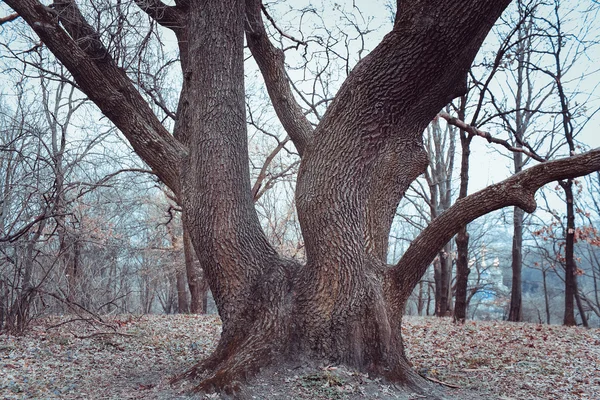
10, 0, 600, 396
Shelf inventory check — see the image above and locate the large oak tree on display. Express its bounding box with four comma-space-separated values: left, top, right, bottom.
5, 0, 600, 395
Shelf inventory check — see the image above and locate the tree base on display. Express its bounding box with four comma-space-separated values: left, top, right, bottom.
171, 343, 447, 399
173, 361, 448, 399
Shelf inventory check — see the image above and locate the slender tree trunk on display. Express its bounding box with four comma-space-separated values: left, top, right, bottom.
434, 259, 443, 315
425, 118, 455, 318
176, 268, 190, 313
507, 12, 532, 321
417, 280, 425, 316
453, 101, 472, 322
563, 179, 577, 326
454, 227, 470, 322
574, 287, 589, 328
543, 268, 550, 324
426, 283, 433, 316
167, 221, 190, 313
436, 245, 453, 316
508, 206, 524, 321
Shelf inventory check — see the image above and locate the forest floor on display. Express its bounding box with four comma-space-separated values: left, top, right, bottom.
0, 314, 598, 399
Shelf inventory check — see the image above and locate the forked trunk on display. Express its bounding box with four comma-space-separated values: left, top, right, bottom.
173, 0, 513, 394
6, 0, 536, 395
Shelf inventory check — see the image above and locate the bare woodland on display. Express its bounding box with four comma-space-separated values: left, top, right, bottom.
1, 0, 600, 398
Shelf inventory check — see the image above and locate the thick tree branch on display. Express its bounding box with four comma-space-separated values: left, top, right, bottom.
244, 0, 313, 157
439, 112, 546, 162
0, 12, 19, 25
389, 148, 600, 299
5, 0, 186, 195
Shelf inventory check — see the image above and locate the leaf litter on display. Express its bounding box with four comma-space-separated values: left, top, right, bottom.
0, 315, 597, 399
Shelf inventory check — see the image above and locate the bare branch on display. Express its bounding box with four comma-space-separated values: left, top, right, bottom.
252, 137, 290, 201
390, 148, 600, 299
0, 213, 51, 243
260, 5, 306, 47
245, 0, 313, 157
0, 12, 19, 25
5, 0, 186, 195
133, 0, 184, 30
438, 112, 547, 163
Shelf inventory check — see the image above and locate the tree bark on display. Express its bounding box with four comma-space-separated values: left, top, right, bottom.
454, 227, 470, 322
176, 261, 190, 314
183, 224, 207, 314
563, 179, 577, 326
508, 205, 524, 321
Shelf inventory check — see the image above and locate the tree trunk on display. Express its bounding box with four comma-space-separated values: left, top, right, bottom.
167, 220, 190, 314
563, 179, 577, 326
183, 224, 207, 314
434, 245, 453, 316
506, 11, 533, 322
176, 268, 190, 314
427, 283, 433, 316
508, 206, 524, 321
507, 56, 525, 322
454, 227, 470, 322
575, 286, 589, 328
453, 107, 472, 322
417, 280, 425, 316
425, 117, 456, 318
543, 268, 551, 324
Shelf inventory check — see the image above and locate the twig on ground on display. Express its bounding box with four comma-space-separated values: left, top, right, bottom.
69, 331, 136, 339
422, 375, 461, 389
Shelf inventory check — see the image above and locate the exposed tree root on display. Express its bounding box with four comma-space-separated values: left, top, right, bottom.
171, 339, 448, 399
170, 326, 286, 396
